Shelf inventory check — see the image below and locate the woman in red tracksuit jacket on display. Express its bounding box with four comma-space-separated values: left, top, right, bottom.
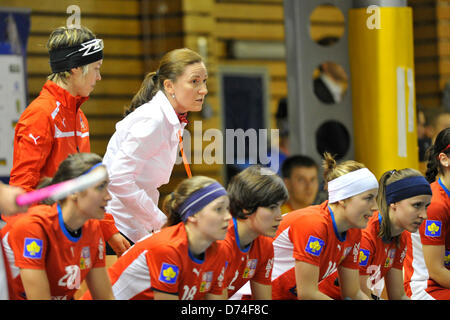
6, 25, 128, 256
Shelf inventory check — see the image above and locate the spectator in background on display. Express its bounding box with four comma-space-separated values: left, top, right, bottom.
417, 105, 432, 162
425, 108, 450, 143
313, 62, 348, 105
275, 97, 290, 163
280, 155, 320, 214
265, 97, 290, 176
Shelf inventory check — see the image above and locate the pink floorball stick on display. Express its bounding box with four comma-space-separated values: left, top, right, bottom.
15, 166, 108, 206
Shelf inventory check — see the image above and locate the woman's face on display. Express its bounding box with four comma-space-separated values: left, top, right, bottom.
343, 189, 378, 229
167, 62, 208, 113
71, 59, 102, 97
248, 201, 284, 238
77, 167, 111, 220
390, 194, 431, 233
194, 195, 231, 241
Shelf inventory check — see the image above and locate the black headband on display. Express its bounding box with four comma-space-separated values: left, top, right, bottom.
49, 38, 104, 73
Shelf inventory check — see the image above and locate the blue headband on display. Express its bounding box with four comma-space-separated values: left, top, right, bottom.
385, 176, 432, 205
82, 162, 104, 175
177, 182, 227, 222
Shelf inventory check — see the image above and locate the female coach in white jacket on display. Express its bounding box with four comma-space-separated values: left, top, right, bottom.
103, 48, 208, 243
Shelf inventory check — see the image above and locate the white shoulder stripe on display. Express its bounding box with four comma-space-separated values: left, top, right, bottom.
51, 101, 61, 119
2, 232, 20, 279
112, 250, 151, 300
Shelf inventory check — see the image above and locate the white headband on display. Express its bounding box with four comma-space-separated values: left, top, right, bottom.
327, 168, 379, 203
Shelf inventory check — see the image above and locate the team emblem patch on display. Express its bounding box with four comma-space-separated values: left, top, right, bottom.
445, 251, 450, 267
159, 263, 179, 284
199, 271, 213, 292
384, 249, 396, 268
359, 249, 370, 266
23, 238, 43, 259
305, 235, 325, 257
243, 259, 258, 279
80, 246, 92, 270
425, 220, 442, 237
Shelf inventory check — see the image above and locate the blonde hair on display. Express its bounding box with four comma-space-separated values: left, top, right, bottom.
46, 26, 96, 84
377, 168, 424, 243
124, 48, 204, 116
162, 176, 218, 226
322, 152, 366, 191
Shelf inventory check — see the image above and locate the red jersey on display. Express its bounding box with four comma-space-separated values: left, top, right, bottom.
221, 218, 274, 298
404, 179, 450, 299
104, 222, 227, 300
2, 203, 105, 300
10, 80, 90, 191
271, 201, 361, 300
321, 212, 407, 299
6, 80, 117, 241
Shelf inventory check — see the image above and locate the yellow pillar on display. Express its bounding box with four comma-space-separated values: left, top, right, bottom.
349, 4, 418, 179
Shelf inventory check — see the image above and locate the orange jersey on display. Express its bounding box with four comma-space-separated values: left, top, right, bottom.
271, 201, 361, 300
222, 218, 274, 298
2, 203, 105, 300
10, 80, 90, 192
321, 212, 407, 299
105, 223, 227, 300
404, 179, 450, 299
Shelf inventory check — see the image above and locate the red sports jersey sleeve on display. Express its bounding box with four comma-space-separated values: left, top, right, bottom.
419, 182, 449, 246
289, 213, 328, 266
147, 245, 182, 295
9, 215, 48, 270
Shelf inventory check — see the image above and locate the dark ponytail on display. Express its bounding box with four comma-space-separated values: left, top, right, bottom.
425, 127, 450, 183
124, 72, 159, 117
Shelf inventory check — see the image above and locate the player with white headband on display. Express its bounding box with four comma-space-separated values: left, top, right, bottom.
271, 152, 378, 300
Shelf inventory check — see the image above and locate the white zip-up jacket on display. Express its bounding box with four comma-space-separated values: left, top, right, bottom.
103, 91, 186, 243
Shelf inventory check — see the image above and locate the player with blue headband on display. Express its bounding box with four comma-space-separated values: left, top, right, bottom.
82, 176, 231, 300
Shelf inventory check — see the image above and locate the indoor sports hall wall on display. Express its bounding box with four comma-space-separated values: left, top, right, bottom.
410, 0, 450, 108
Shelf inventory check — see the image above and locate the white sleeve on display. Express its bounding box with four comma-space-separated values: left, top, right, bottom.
106, 118, 168, 230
